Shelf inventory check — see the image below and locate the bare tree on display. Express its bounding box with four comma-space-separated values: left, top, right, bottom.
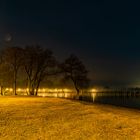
61, 54, 89, 99
3, 46, 23, 95
23, 45, 56, 95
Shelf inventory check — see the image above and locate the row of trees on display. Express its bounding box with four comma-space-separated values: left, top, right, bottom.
0, 45, 89, 98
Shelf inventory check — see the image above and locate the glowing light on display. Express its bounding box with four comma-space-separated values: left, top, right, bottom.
42, 88, 46, 92
65, 93, 68, 98
54, 93, 58, 97
54, 89, 58, 92
17, 88, 21, 92
57, 89, 62, 92
91, 93, 96, 102
59, 93, 63, 97
91, 89, 97, 92
9, 88, 13, 92
5, 88, 9, 91
42, 94, 46, 97
63, 88, 69, 92
49, 89, 53, 92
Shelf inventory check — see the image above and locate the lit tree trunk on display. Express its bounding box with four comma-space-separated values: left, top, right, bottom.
35, 78, 42, 96
0, 85, 3, 95
13, 69, 17, 95
26, 76, 34, 95
75, 85, 80, 99
23, 46, 56, 96
29, 82, 35, 95
35, 83, 39, 96
61, 54, 89, 100
72, 77, 80, 99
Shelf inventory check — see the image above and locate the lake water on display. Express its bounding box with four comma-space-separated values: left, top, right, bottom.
79, 93, 140, 109
38, 91, 140, 109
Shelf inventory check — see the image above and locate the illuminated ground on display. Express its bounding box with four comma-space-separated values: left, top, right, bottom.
0, 97, 140, 140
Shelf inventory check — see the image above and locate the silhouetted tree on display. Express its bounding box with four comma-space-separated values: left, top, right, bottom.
23, 45, 56, 95
0, 62, 14, 95
3, 47, 23, 95
61, 54, 89, 99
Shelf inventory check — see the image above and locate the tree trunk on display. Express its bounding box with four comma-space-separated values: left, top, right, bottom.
72, 79, 80, 100
30, 83, 35, 95
27, 79, 34, 95
75, 87, 80, 99
35, 84, 39, 96
0, 86, 3, 96
35, 79, 41, 96
13, 70, 17, 95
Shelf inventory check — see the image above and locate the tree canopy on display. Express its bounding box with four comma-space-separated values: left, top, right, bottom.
0, 46, 90, 96
61, 54, 89, 97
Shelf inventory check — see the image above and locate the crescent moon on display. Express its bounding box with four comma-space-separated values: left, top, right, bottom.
5, 34, 12, 42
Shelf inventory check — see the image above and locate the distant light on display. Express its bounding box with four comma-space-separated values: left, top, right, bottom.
59, 93, 63, 97
91, 89, 97, 92
54, 93, 58, 97
17, 88, 21, 92
57, 89, 62, 92
9, 88, 13, 92
5, 88, 9, 91
91, 93, 96, 102
42, 88, 46, 92
42, 94, 46, 97
64, 88, 69, 92
65, 93, 68, 98
54, 89, 58, 92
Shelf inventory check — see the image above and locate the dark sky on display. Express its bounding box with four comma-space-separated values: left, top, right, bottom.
1, 0, 140, 87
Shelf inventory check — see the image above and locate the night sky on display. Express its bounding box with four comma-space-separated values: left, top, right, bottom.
1, 0, 140, 87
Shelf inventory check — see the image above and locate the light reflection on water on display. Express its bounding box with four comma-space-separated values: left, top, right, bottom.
39, 92, 140, 109
4, 88, 139, 109
94, 95, 140, 109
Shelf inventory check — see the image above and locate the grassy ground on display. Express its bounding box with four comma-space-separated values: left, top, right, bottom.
0, 97, 140, 140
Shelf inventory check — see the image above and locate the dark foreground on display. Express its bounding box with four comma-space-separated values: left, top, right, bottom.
0, 96, 140, 140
